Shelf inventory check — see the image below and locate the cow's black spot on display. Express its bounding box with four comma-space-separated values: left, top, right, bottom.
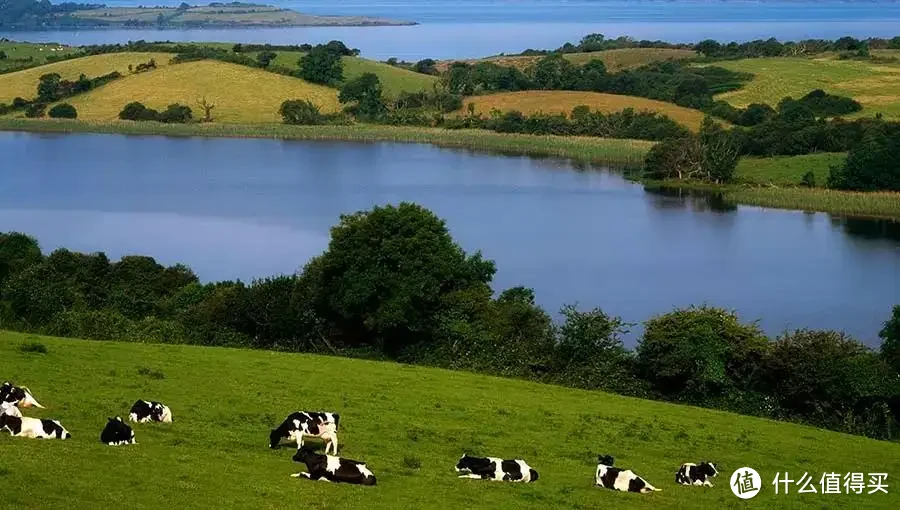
628, 477, 647, 493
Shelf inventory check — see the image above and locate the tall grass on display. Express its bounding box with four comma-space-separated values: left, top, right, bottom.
0, 118, 653, 165
727, 187, 900, 218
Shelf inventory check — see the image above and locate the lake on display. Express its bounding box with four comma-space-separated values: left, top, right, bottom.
2, 131, 898, 346
2, 0, 899, 59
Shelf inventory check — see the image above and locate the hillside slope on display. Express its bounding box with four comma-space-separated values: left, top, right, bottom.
1, 332, 897, 509
0, 52, 173, 103
59, 60, 341, 123
460, 91, 710, 131
712, 56, 900, 119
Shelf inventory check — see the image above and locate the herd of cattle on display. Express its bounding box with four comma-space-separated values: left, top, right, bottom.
2, 381, 722, 493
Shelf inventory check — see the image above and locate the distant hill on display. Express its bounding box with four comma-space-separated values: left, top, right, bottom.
0, 0, 416, 29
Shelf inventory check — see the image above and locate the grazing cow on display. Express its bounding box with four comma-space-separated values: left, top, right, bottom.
128, 400, 173, 423
0, 414, 71, 439
292, 420, 338, 454
0, 381, 44, 408
100, 416, 137, 446
290, 446, 376, 485
1, 402, 22, 418
455, 454, 539, 483
595, 455, 660, 493
269, 411, 340, 450
675, 461, 719, 487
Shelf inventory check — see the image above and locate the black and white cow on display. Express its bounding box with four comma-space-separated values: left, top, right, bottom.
269, 411, 340, 450
455, 454, 539, 483
290, 446, 376, 485
595, 455, 661, 493
100, 416, 137, 446
0, 381, 44, 409
128, 400, 173, 423
675, 461, 719, 487
0, 414, 70, 439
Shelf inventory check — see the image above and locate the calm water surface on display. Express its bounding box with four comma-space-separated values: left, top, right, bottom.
2, 131, 898, 346
1, 1, 898, 59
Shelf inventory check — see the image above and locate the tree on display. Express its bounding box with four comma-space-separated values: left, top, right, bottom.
0, 232, 42, 289
642, 136, 701, 180
298, 46, 343, 85
279, 99, 322, 125
576, 58, 607, 91
296, 202, 496, 356
413, 58, 436, 75
158, 103, 193, 123
37, 72, 61, 102
256, 51, 276, 68
24, 102, 46, 118
48, 103, 77, 119
0, 50, 7, 60
196, 96, 215, 122
828, 126, 900, 191
530, 54, 578, 90
636, 306, 770, 404
699, 117, 741, 183
339, 72, 386, 119
880, 305, 900, 374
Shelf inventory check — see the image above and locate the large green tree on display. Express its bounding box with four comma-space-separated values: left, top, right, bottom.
828, 126, 900, 191
339, 72, 386, 119
298, 46, 344, 86
297, 202, 496, 356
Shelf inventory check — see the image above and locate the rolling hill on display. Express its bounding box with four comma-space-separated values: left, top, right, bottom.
436, 48, 698, 74
1, 332, 897, 509
712, 56, 900, 119
57, 60, 341, 123
259, 51, 439, 97
460, 91, 710, 131
0, 52, 174, 104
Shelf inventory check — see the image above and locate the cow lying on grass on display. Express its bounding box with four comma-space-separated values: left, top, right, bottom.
595, 455, 660, 493
675, 461, 719, 487
291, 446, 376, 485
0, 414, 70, 440
0, 381, 44, 409
269, 411, 340, 451
101, 416, 137, 446
455, 454, 538, 483
129, 400, 173, 423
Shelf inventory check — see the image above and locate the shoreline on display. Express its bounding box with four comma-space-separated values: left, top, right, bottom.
0, 21, 419, 31
1, 118, 898, 219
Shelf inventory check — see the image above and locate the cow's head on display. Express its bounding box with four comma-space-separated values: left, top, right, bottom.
597, 455, 615, 466
455, 454, 478, 474
269, 428, 284, 449
702, 462, 719, 477
159, 405, 173, 423
13, 386, 43, 409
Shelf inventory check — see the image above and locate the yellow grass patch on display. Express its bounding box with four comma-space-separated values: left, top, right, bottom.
0, 52, 173, 103
59, 60, 340, 123
459, 90, 708, 131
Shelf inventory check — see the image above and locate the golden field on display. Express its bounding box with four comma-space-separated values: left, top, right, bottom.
0, 52, 173, 103
460, 90, 709, 130
57, 60, 341, 123
437, 48, 697, 73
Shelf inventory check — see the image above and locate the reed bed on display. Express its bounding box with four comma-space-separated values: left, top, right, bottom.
727, 187, 900, 218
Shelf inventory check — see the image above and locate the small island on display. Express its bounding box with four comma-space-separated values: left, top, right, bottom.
0, 1, 417, 29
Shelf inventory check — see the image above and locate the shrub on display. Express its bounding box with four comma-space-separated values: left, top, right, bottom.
119, 101, 158, 121
158, 103, 193, 124
18, 342, 48, 354
636, 305, 770, 404
48, 103, 77, 119
800, 171, 816, 187
12, 97, 28, 108
279, 99, 323, 125
24, 103, 46, 118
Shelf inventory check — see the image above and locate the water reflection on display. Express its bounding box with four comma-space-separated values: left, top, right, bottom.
831, 216, 900, 243
642, 186, 739, 213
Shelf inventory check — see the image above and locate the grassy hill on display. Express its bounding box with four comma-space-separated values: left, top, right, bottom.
1, 331, 898, 509
258, 51, 439, 97
58, 60, 340, 123
0, 52, 173, 103
0, 41, 79, 73
460, 91, 710, 131
712, 56, 900, 119
436, 48, 697, 74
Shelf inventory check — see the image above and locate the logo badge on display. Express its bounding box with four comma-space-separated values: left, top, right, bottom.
731, 467, 762, 499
